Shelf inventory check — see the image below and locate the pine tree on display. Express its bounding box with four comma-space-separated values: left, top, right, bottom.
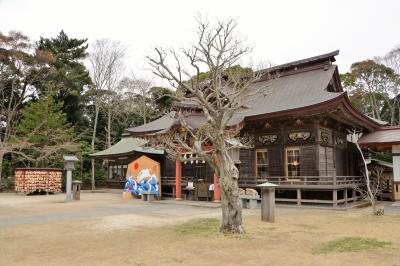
13, 92, 79, 167
36, 30, 91, 130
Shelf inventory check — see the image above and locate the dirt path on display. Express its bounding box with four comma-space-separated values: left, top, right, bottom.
0, 193, 399, 266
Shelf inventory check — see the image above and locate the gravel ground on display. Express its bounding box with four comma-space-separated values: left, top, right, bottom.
1, 192, 400, 266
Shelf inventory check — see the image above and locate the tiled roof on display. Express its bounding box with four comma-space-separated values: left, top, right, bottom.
126, 51, 382, 135
90, 137, 164, 157
233, 64, 341, 120
358, 126, 400, 145
127, 65, 343, 134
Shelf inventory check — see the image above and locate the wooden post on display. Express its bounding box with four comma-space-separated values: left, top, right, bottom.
333, 190, 338, 207
175, 160, 182, 200
393, 145, 400, 200
352, 189, 356, 202
261, 188, 275, 222
296, 189, 301, 206
344, 189, 348, 207
213, 173, 221, 202
257, 182, 277, 223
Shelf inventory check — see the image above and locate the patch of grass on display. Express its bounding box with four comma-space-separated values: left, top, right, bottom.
175, 218, 252, 239
175, 218, 220, 236
314, 237, 391, 254
171, 257, 184, 264
295, 224, 319, 230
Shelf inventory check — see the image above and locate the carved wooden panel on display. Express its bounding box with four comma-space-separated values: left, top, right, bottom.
335, 136, 345, 146
258, 134, 278, 144
319, 128, 332, 145
288, 131, 311, 141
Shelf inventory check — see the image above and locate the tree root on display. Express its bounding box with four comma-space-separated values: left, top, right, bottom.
373, 208, 384, 216
219, 224, 246, 234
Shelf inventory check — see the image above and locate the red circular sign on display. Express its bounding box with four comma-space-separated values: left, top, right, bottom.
133, 162, 139, 170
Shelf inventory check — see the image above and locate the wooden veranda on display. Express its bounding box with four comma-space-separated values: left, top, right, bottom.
160, 173, 363, 207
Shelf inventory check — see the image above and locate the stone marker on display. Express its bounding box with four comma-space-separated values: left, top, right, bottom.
63, 155, 79, 202
257, 182, 278, 222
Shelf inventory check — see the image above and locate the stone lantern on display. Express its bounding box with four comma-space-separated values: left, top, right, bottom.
63, 155, 79, 202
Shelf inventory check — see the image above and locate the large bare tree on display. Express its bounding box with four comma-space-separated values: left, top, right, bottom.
119, 76, 153, 125
0, 31, 53, 180
88, 39, 124, 190
351, 130, 384, 215
147, 17, 267, 233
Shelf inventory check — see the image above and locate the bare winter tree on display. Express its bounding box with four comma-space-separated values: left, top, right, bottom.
88, 39, 125, 190
351, 130, 384, 215
119, 76, 153, 125
146, 17, 268, 233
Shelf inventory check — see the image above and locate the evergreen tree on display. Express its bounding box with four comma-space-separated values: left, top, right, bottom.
36, 30, 92, 130
13, 92, 79, 167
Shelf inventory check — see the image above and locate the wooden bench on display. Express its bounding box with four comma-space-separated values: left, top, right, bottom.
161, 176, 190, 198
239, 195, 260, 209
141, 191, 158, 202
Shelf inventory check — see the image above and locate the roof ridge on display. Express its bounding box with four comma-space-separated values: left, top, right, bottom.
256, 50, 339, 74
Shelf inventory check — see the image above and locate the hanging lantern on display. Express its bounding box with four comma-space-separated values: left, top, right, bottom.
225, 139, 243, 164
228, 147, 241, 164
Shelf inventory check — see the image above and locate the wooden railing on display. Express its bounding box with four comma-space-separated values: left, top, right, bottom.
238, 176, 363, 188
161, 175, 363, 188
161, 176, 190, 187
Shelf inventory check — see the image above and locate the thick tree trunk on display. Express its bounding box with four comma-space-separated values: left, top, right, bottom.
0, 151, 4, 186
398, 104, 400, 125
355, 139, 379, 215
391, 106, 395, 126
371, 198, 377, 214
91, 105, 100, 191
107, 112, 111, 148
218, 153, 244, 234
371, 94, 381, 121
91, 158, 95, 191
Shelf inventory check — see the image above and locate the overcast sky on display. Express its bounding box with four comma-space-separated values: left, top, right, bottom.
1, 0, 399, 86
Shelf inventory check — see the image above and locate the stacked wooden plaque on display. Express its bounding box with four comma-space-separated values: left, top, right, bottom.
15, 168, 62, 194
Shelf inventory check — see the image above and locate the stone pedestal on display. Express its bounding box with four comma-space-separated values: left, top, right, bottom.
66, 170, 72, 202
257, 182, 278, 222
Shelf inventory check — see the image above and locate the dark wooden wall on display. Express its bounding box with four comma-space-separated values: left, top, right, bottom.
161, 118, 361, 179
164, 158, 176, 177
164, 158, 213, 182
239, 149, 254, 177
335, 147, 347, 176
269, 145, 285, 176
300, 145, 317, 176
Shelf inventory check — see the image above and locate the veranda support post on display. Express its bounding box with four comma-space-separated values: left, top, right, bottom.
213, 173, 221, 202
175, 160, 182, 200
333, 190, 338, 207
393, 145, 400, 200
